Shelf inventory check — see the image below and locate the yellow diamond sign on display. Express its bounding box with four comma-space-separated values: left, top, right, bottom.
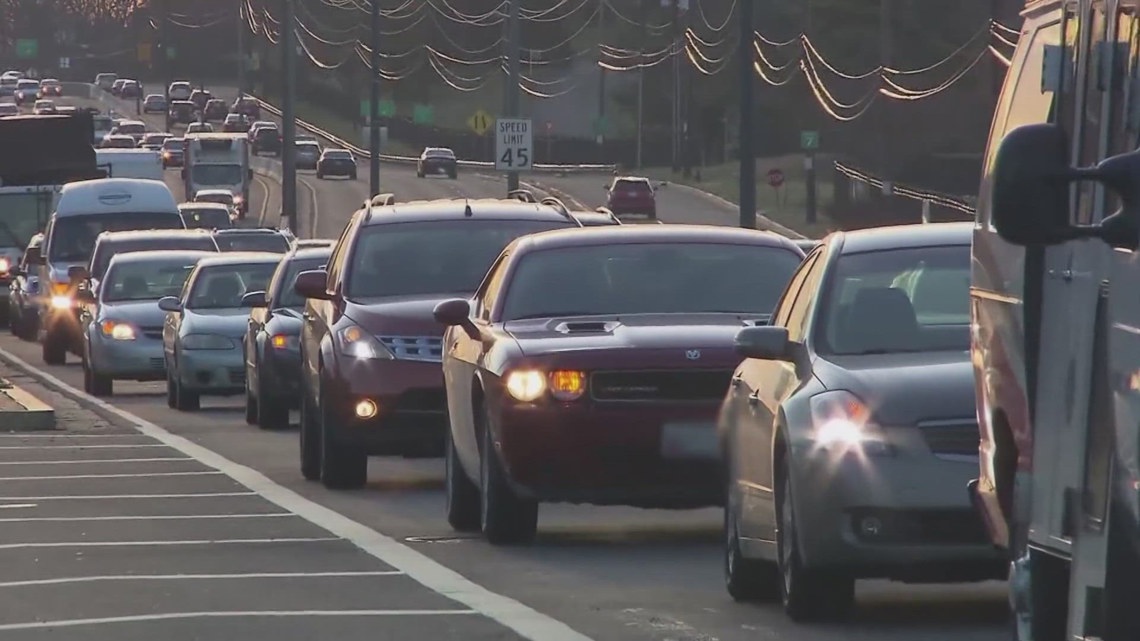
468, 109, 492, 136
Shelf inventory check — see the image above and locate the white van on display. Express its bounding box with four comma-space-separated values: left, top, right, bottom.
95, 149, 164, 181
33, 178, 184, 364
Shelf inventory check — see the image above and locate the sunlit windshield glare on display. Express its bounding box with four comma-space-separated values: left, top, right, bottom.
188, 263, 278, 310
48, 213, 186, 262
103, 260, 195, 302
501, 243, 802, 321
818, 245, 970, 356
347, 220, 573, 299
214, 234, 289, 253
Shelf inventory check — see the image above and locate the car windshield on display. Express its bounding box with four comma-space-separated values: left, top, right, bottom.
117, 123, 144, 135
196, 192, 234, 205
91, 235, 216, 279
102, 259, 197, 303
275, 256, 328, 309
214, 233, 290, 253
190, 164, 242, 185
105, 137, 134, 148
297, 143, 319, 153
817, 244, 971, 356
501, 243, 802, 321
143, 134, 167, 145
0, 191, 52, 248
162, 139, 182, 150
346, 219, 574, 299
187, 263, 277, 310
182, 208, 232, 229
48, 213, 185, 262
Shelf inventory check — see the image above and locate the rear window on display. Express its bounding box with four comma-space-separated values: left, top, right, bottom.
425, 149, 455, 158
614, 180, 652, 193
182, 208, 232, 230
91, 235, 217, 279
214, 233, 290, 253
256, 129, 279, 139
162, 139, 182, 149
117, 123, 145, 134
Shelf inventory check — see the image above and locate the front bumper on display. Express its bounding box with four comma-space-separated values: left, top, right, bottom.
89, 333, 166, 381
324, 358, 446, 456
494, 400, 722, 508
176, 348, 245, 394
318, 163, 356, 176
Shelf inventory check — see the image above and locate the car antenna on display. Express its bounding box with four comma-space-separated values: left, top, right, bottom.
464, 200, 473, 217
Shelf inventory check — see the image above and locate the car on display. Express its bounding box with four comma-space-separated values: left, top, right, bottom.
55, 106, 77, 115
718, 222, 1004, 621
605, 176, 658, 219
231, 96, 261, 119
14, 79, 39, 104
139, 132, 171, 151
6, 233, 43, 340
100, 134, 137, 149
416, 147, 457, 179
295, 238, 336, 249
250, 125, 281, 156
78, 250, 214, 396
291, 198, 585, 489
180, 202, 234, 230
168, 81, 192, 101
168, 100, 196, 125
203, 98, 228, 122
142, 94, 167, 114
295, 140, 321, 170
241, 246, 333, 429
160, 252, 282, 411
189, 89, 212, 111
82, 228, 219, 298
192, 189, 240, 219
31, 99, 54, 115
37, 79, 61, 98
185, 122, 214, 135
161, 137, 185, 168
119, 80, 141, 99
316, 149, 356, 180
433, 225, 805, 544
0, 102, 17, 117
95, 73, 117, 91
0, 76, 16, 99
110, 79, 127, 96
212, 228, 293, 253
222, 113, 250, 133
110, 120, 147, 143
247, 121, 277, 137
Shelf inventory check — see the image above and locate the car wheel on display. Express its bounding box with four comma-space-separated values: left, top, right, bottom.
776, 465, 855, 622
445, 425, 481, 532
172, 364, 200, 412
82, 352, 113, 397
41, 328, 66, 365
244, 377, 258, 425
724, 482, 779, 601
478, 412, 538, 545
318, 381, 367, 490
256, 374, 289, 431
166, 366, 177, 409
299, 383, 322, 481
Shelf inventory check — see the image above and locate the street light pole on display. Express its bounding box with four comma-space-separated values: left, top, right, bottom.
505, 2, 521, 192
738, 0, 756, 229
369, 0, 381, 197
281, 0, 298, 233
237, 2, 246, 97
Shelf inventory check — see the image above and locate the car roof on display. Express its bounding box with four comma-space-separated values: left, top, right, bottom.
194, 252, 283, 268
362, 198, 578, 227
117, 119, 144, 126
179, 202, 229, 210
96, 229, 213, 242
107, 249, 215, 266
613, 175, 650, 183
511, 224, 802, 254
195, 188, 232, 195
322, 148, 351, 154
213, 227, 286, 235
57, 178, 178, 216
286, 247, 332, 261
829, 222, 973, 254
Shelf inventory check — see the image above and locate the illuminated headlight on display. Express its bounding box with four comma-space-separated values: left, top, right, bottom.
335, 325, 392, 360
549, 370, 587, 401
100, 320, 136, 341
270, 334, 299, 351
50, 295, 73, 309
808, 390, 888, 453
181, 333, 236, 350
0, 257, 9, 273
233, 195, 244, 204
505, 370, 545, 402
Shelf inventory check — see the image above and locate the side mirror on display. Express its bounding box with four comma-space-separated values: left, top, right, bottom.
241, 290, 267, 308
24, 246, 42, 265
68, 265, 88, 283
157, 296, 182, 312
294, 269, 332, 300
734, 326, 793, 361
433, 298, 478, 339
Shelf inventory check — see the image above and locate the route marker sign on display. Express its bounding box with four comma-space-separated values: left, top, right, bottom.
800, 130, 820, 150
495, 118, 532, 171
413, 104, 433, 125
468, 109, 492, 136
15, 39, 37, 59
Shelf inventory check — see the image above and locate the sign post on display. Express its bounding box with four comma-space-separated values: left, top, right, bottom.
495, 117, 532, 174
766, 168, 785, 214
800, 130, 820, 225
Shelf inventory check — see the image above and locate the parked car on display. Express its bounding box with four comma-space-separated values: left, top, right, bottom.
316, 149, 357, 180
416, 147, 457, 179
6, 233, 44, 340
241, 246, 333, 429
160, 252, 281, 411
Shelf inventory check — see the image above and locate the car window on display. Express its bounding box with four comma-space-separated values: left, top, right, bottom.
770, 250, 818, 328
187, 263, 278, 310
91, 236, 216, 279
476, 254, 510, 321
274, 256, 328, 309
783, 251, 827, 342
500, 243, 802, 321
614, 180, 652, 193
102, 259, 196, 302
817, 244, 970, 355
182, 208, 231, 229
48, 213, 186, 262
213, 233, 290, 253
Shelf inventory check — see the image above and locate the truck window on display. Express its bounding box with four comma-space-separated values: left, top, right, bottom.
1105, 10, 1140, 219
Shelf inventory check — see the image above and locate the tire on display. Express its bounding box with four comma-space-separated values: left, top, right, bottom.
256, 373, 290, 431
776, 465, 855, 622
244, 384, 258, 425
166, 366, 177, 409
479, 415, 538, 545
725, 483, 779, 602
172, 363, 200, 412
299, 383, 321, 481
41, 328, 66, 365
445, 427, 481, 532
82, 353, 113, 397
318, 382, 368, 490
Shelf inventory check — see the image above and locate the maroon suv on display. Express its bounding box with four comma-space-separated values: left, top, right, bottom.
605, 176, 657, 219
292, 199, 584, 489
432, 225, 805, 544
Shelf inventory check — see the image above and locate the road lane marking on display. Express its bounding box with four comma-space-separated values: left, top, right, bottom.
0, 433, 144, 438
0, 504, 36, 509
0, 471, 221, 481
0, 346, 596, 641
0, 444, 170, 450
0, 537, 340, 550
0, 571, 404, 588
0, 492, 257, 500
0, 513, 295, 523
255, 174, 272, 224
299, 177, 319, 238
0, 610, 478, 630
0, 457, 194, 465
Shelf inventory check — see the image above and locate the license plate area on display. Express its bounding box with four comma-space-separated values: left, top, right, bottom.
660, 421, 718, 459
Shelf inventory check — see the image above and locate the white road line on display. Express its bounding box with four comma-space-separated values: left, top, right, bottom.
0, 433, 145, 438
0, 571, 404, 588
0, 346, 596, 641
0, 457, 193, 465
0, 444, 169, 450
0, 491, 257, 500
0, 610, 478, 631
0, 471, 221, 481
0, 503, 35, 509
0, 537, 340, 550
0, 513, 295, 523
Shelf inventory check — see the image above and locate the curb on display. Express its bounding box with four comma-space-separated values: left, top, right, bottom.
662, 182, 809, 240
0, 377, 56, 431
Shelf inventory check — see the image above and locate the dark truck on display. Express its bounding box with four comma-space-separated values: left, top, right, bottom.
0, 113, 102, 326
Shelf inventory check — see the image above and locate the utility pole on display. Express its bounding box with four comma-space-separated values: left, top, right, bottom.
635, 0, 650, 169
281, 0, 298, 233
505, 1, 521, 192
670, 0, 681, 172
879, 0, 893, 181
596, 1, 606, 150
237, 2, 246, 97
738, 0, 755, 229
369, 0, 381, 197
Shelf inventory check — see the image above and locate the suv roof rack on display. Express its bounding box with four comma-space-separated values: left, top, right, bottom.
508, 189, 536, 203
593, 206, 622, 225
538, 196, 582, 225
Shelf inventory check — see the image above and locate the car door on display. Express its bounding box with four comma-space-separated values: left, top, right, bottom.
734, 249, 822, 539
164, 267, 196, 366
246, 265, 278, 391
302, 215, 357, 397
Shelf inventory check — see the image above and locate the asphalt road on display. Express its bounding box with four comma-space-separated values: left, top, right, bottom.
9, 86, 1014, 641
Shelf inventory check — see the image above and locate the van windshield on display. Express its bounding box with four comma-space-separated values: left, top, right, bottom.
0, 191, 53, 248
48, 213, 185, 263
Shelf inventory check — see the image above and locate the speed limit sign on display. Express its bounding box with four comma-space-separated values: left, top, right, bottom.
495, 118, 532, 171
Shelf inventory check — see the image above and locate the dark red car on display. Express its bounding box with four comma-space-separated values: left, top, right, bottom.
432, 225, 805, 544
605, 176, 658, 219
291, 199, 584, 490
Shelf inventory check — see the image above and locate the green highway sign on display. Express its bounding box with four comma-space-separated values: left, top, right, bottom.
16, 39, 37, 59
166, 46, 176, 60
800, 130, 820, 151
413, 104, 433, 125
593, 115, 609, 135
360, 99, 395, 119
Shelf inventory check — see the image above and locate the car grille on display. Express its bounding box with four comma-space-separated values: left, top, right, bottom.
227, 368, 245, 385
378, 336, 443, 363
140, 325, 163, 340
590, 369, 734, 403
917, 419, 979, 456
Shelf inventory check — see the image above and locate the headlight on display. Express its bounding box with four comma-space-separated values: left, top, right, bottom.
549, 370, 587, 401
50, 295, 72, 309
335, 325, 392, 359
181, 333, 236, 350
100, 320, 136, 341
270, 334, 299, 351
505, 370, 545, 402
808, 390, 879, 448
0, 257, 9, 273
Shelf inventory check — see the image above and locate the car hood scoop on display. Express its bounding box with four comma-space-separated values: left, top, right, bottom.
553, 319, 621, 334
